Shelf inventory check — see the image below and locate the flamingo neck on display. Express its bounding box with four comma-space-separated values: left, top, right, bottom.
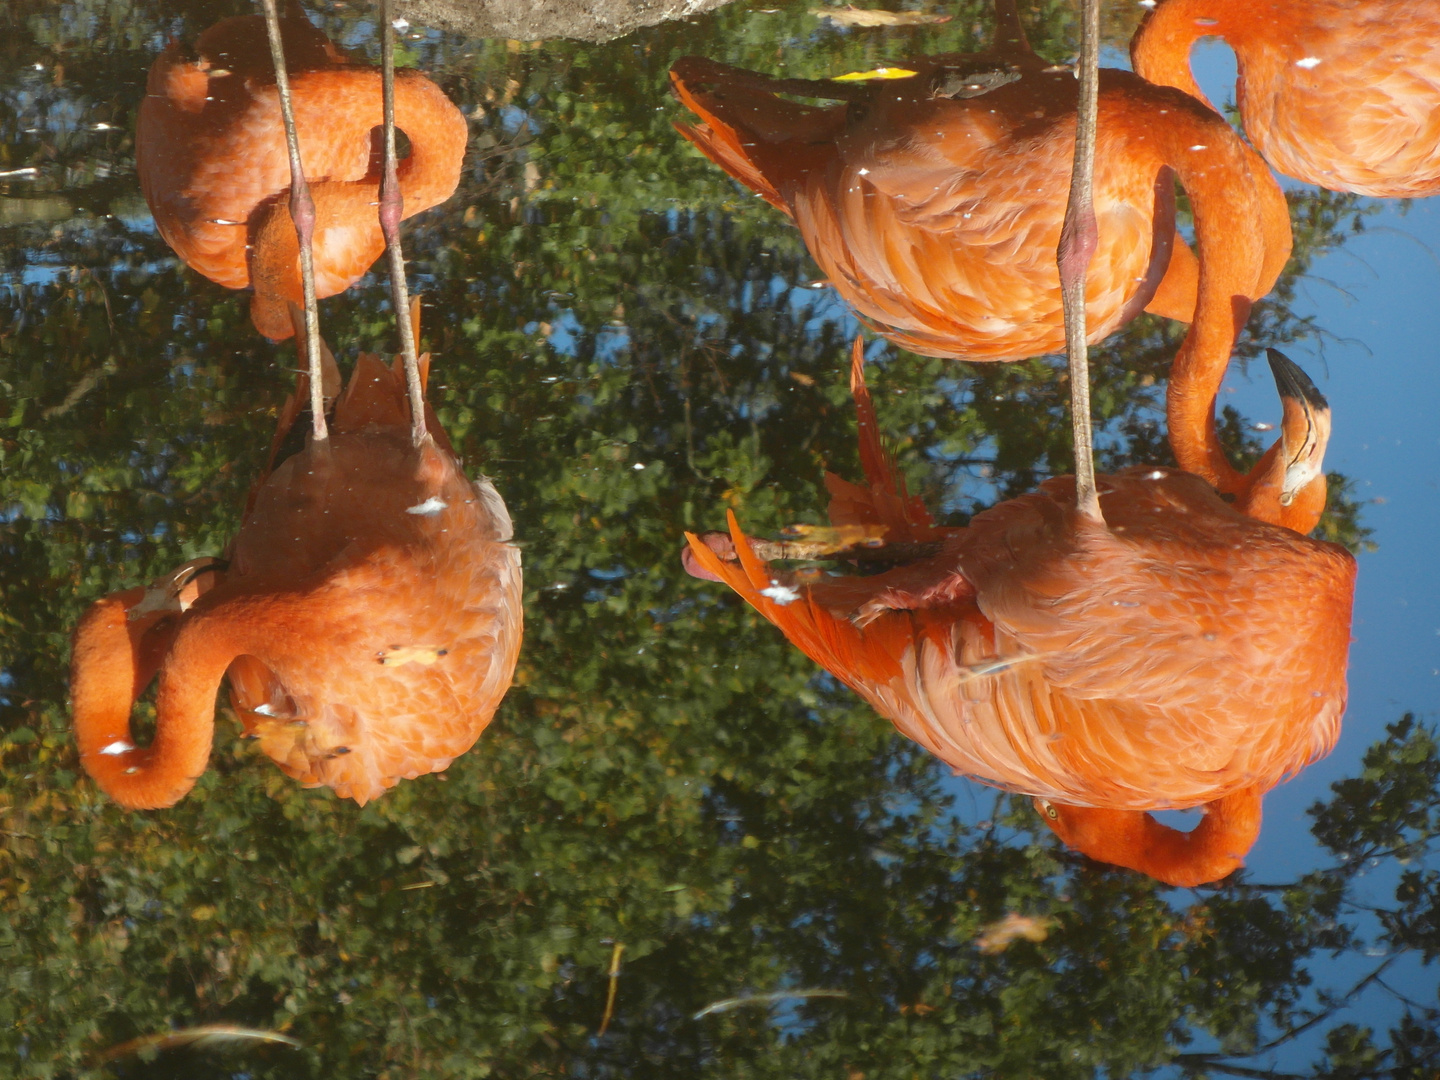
72, 595, 248, 810
385, 75, 466, 210
1132, 0, 1239, 109
1165, 297, 1252, 494
1042, 788, 1262, 888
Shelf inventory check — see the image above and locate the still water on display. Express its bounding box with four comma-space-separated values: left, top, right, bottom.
1, 0, 1438, 1076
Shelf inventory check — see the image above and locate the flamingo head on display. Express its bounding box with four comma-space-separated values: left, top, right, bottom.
1234, 349, 1332, 534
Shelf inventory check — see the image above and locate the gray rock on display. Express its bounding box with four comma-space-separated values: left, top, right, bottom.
393, 0, 741, 42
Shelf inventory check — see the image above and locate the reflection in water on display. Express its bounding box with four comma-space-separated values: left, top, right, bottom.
686, 340, 1354, 887
1133, 0, 1440, 198
4, 0, 1438, 1073
136, 6, 467, 339
670, 0, 1292, 492
70, 311, 522, 808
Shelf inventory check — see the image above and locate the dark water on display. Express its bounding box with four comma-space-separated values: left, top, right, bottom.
1, 1, 1437, 1076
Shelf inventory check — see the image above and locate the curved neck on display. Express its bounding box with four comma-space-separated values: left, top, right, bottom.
1131, 0, 1237, 108
1147, 100, 1291, 493
72, 593, 250, 810
380, 74, 468, 210
1044, 788, 1262, 887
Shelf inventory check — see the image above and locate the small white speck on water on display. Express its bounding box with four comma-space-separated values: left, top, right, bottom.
208, 218, 243, 225
1188, 144, 1208, 151
100, 740, 133, 756
1295, 56, 1322, 69
761, 581, 801, 605
633, 462, 645, 470
857, 167, 871, 176
391, 17, 410, 29
92, 122, 114, 131
1138, 0, 1155, 7
406, 497, 447, 515
1145, 469, 1166, 480
253, 703, 279, 716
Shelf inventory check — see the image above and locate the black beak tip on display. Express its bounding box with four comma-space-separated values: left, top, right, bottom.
1266, 348, 1329, 411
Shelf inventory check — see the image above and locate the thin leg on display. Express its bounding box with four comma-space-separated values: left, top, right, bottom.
1056, 0, 1103, 524
260, 0, 327, 443
378, 0, 428, 447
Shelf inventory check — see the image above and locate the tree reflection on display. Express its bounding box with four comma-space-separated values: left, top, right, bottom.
0, 1, 1427, 1077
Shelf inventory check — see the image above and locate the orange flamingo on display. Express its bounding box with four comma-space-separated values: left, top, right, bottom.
670, 0, 1294, 495
70, 307, 523, 809
1132, 0, 1440, 198
684, 339, 1354, 887
136, 4, 468, 340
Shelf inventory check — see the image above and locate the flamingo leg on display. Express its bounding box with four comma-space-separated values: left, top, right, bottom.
1056, 0, 1103, 524
259, 0, 327, 443
378, 0, 429, 447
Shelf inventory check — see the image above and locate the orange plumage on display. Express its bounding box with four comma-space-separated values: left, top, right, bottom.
685, 340, 1354, 887
70, 319, 522, 809
136, 6, 468, 339
670, 1, 1292, 494
1133, 0, 1440, 198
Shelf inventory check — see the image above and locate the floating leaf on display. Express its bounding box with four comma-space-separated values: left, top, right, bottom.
813, 7, 951, 28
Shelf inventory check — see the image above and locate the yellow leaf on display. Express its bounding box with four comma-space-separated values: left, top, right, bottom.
831, 66, 920, 82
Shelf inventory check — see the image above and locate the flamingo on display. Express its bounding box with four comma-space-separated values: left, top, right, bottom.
136, 2, 468, 340
669, 0, 1294, 495
70, 304, 524, 809
1131, 0, 1440, 198
683, 339, 1355, 888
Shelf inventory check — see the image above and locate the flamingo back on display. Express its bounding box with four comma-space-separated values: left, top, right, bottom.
688, 362, 1355, 812
137, 14, 467, 336
672, 58, 1193, 361
219, 353, 520, 805
1234, 2, 1440, 197
1133, 0, 1440, 198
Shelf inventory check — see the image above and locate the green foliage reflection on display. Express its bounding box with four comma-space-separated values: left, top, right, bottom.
0, 1, 1424, 1077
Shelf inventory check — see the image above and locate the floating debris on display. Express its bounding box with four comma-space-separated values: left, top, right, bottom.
94, 1025, 300, 1064
831, 66, 920, 82
814, 7, 950, 28
693, 988, 848, 1019
975, 912, 1055, 954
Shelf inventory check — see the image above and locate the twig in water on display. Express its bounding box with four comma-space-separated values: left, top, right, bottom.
597, 941, 626, 1036
693, 989, 848, 1019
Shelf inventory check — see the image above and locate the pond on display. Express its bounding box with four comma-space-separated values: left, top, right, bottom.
1, 1, 1437, 1076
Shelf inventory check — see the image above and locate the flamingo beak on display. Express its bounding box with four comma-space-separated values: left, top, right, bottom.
1266, 349, 1332, 507
129, 556, 229, 620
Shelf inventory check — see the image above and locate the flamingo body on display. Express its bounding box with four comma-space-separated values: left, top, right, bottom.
1133, 0, 1440, 198
686, 343, 1355, 886
71, 350, 522, 809
137, 11, 468, 339
670, 52, 1288, 362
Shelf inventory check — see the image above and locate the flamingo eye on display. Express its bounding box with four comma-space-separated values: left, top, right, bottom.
1040, 800, 1059, 820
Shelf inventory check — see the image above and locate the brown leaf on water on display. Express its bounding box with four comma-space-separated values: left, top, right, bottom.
975, 912, 1055, 954
812, 6, 951, 27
